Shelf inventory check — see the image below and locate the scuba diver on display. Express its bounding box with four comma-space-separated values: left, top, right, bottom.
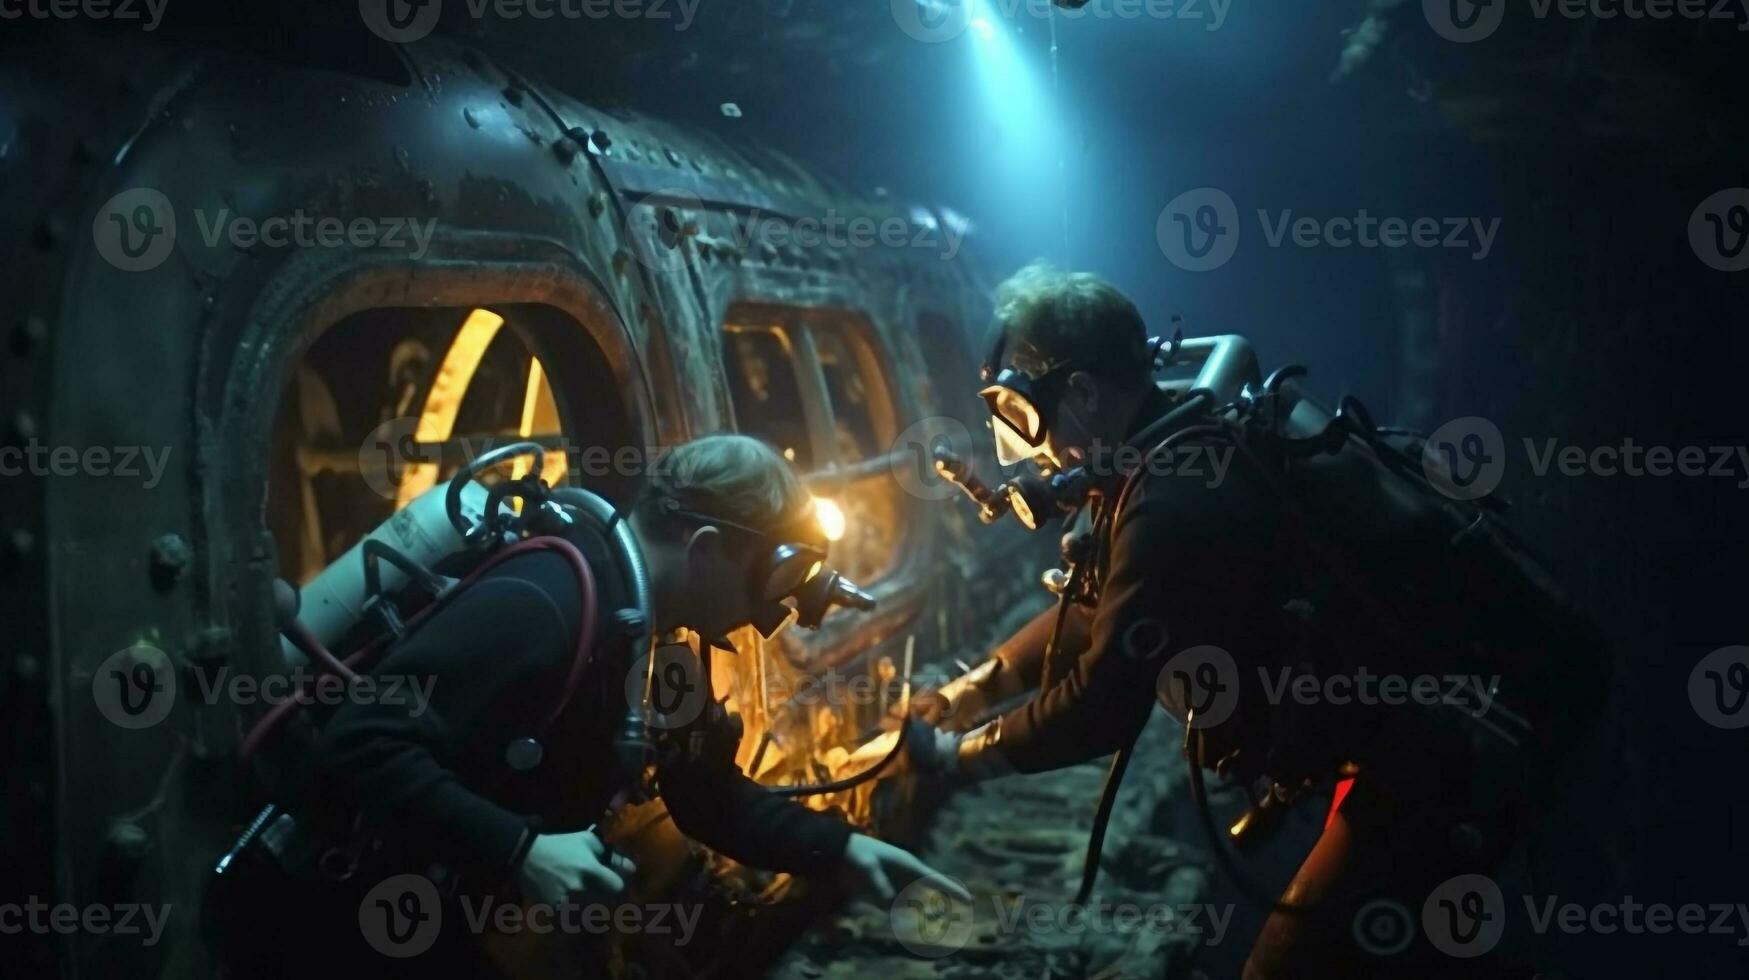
213, 434, 966, 978
906, 263, 1604, 978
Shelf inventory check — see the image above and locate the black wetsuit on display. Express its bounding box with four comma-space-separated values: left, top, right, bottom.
224, 520, 849, 978
985, 390, 1605, 975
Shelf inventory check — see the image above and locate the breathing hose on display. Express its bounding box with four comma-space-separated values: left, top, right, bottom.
768, 721, 910, 798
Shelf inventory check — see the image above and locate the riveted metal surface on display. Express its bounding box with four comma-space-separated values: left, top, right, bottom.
3, 27, 1040, 979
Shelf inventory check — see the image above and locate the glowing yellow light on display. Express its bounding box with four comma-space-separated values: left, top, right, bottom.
813, 496, 847, 543
396, 308, 506, 510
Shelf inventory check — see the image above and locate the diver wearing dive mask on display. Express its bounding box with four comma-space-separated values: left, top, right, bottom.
908, 262, 1604, 978
239, 435, 959, 978
978, 310, 1158, 472
647, 494, 873, 639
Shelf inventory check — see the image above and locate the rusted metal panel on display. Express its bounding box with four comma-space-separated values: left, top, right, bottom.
1, 29, 1046, 979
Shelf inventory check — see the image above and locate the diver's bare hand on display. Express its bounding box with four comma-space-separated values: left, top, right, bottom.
839, 833, 972, 904
514, 829, 636, 909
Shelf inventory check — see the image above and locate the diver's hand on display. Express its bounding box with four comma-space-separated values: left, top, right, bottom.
513, 829, 637, 908
902, 717, 963, 777
838, 833, 972, 904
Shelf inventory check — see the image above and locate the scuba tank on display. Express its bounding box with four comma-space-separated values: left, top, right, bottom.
936, 332, 1597, 913
214, 444, 657, 941
276, 473, 502, 668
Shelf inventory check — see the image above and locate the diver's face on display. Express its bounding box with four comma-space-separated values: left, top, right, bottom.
679, 527, 763, 638
1042, 372, 1104, 470
636, 519, 762, 638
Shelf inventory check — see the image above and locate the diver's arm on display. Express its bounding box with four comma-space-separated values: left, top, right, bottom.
964, 471, 1281, 775
655, 742, 851, 874
312, 556, 577, 881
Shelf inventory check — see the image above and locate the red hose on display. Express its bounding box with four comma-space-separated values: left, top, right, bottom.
280, 619, 358, 684
237, 536, 598, 769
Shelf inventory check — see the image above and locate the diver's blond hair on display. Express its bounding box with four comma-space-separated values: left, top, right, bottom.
641, 434, 810, 538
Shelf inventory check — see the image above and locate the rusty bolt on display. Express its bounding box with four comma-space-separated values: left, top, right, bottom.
553, 138, 577, 165
588, 129, 612, 153
462, 107, 482, 130
587, 193, 607, 219
189, 624, 232, 664
149, 533, 193, 591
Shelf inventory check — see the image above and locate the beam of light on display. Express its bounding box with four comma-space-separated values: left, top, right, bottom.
959, 0, 1067, 259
